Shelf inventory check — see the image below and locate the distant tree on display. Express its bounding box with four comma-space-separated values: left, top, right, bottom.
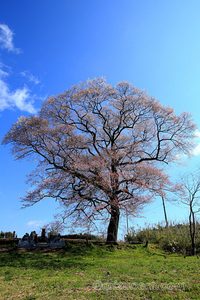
178, 170, 200, 255
42, 220, 65, 237
0, 231, 4, 238
4, 231, 13, 238
2, 78, 196, 243
155, 184, 184, 231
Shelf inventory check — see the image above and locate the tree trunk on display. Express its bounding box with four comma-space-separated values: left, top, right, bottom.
107, 159, 120, 244
189, 206, 196, 255
162, 196, 168, 229
106, 205, 120, 244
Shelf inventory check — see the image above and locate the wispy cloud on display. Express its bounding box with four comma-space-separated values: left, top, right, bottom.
0, 62, 10, 77
0, 24, 39, 114
0, 24, 21, 53
27, 220, 46, 228
20, 71, 40, 85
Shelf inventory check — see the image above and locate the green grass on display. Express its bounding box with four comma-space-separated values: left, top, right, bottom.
0, 243, 200, 299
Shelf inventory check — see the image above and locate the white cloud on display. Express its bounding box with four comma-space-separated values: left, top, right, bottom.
192, 130, 200, 156
0, 72, 37, 114
27, 220, 46, 228
0, 24, 21, 53
193, 145, 200, 156
20, 71, 40, 85
194, 130, 200, 138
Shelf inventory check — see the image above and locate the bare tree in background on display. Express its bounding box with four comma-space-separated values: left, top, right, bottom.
42, 220, 65, 236
179, 170, 200, 255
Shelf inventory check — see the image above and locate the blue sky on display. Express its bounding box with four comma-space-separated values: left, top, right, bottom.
1, 0, 200, 239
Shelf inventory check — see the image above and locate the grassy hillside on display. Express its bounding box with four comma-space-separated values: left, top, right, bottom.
0, 243, 199, 299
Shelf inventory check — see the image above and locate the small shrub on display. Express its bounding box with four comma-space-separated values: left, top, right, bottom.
125, 222, 200, 254
4, 232, 13, 238
124, 228, 137, 243
62, 233, 102, 240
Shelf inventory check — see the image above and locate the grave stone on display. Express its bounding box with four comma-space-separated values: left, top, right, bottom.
49, 234, 65, 247
18, 232, 36, 248
30, 231, 38, 243
40, 228, 48, 242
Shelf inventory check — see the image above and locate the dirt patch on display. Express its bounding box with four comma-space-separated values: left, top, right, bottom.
0, 247, 17, 252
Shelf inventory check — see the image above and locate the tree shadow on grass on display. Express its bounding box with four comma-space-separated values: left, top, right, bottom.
0, 246, 107, 271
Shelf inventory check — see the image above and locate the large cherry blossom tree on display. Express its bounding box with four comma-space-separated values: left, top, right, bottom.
2, 78, 197, 243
